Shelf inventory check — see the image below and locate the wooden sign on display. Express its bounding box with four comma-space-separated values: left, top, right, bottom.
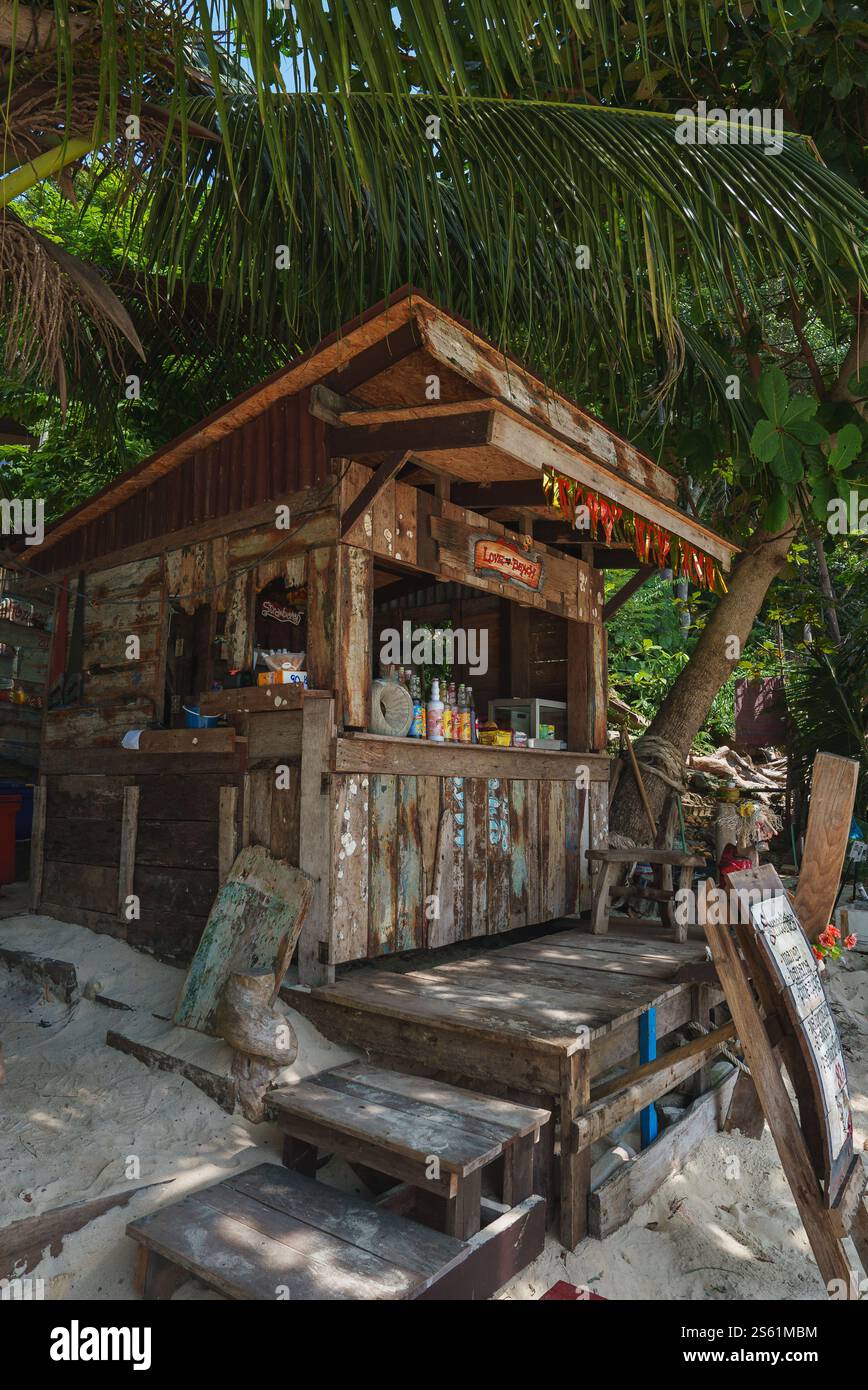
703, 864, 868, 1296
471, 536, 544, 593
744, 883, 852, 1196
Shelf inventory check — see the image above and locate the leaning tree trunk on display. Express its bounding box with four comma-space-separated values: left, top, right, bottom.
609, 524, 796, 845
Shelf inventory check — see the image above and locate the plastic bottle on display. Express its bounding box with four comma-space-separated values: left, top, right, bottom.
458, 684, 471, 743
468, 686, 478, 744
442, 682, 453, 741
427, 678, 444, 742
410, 674, 424, 738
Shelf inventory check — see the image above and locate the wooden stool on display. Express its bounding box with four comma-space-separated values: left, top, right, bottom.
267, 1061, 550, 1239
587, 847, 706, 942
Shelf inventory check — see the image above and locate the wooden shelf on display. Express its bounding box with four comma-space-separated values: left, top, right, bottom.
198, 687, 332, 716
334, 732, 609, 782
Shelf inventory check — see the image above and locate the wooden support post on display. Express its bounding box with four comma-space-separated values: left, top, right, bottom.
508, 602, 531, 698
445, 1168, 482, 1240
638, 1009, 658, 1148
567, 618, 607, 752
306, 544, 372, 731
218, 785, 238, 882
503, 1135, 535, 1207
116, 785, 139, 922
340, 451, 411, 538
298, 697, 335, 987
688, 984, 713, 1100
559, 1049, 591, 1250
29, 775, 46, 912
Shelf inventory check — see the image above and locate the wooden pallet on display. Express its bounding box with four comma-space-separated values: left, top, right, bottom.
127, 1163, 545, 1301
267, 1062, 550, 1238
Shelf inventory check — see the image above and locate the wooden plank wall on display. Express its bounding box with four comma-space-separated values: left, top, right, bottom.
39, 766, 245, 963
28, 390, 329, 576
341, 461, 600, 624
331, 772, 606, 964
0, 568, 52, 772
43, 557, 166, 750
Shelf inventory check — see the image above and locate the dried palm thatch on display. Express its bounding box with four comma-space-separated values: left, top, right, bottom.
0, 209, 143, 410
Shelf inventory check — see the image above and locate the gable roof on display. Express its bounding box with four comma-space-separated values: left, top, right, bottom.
20, 287, 737, 569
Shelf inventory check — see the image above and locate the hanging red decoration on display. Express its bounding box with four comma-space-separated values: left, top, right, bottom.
542, 466, 727, 594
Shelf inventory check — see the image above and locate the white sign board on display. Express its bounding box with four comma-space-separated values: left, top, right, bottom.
749, 893, 852, 1165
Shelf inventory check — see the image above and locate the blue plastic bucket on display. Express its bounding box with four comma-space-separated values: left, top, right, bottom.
182, 705, 219, 729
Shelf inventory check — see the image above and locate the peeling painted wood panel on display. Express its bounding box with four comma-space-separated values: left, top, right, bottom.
332, 773, 370, 963
393, 483, 418, 567
368, 774, 398, 956
565, 782, 584, 917
396, 776, 423, 952
416, 774, 440, 945
340, 547, 372, 729
508, 780, 530, 929
306, 545, 339, 695
583, 780, 609, 913
224, 570, 252, 670
486, 777, 511, 935
442, 777, 466, 943
463, 778, 488, 938
539, 780, 566, 921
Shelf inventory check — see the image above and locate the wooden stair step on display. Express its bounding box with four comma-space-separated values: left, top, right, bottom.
267, 1063, 550, 1176
127, 1162, 545, 1301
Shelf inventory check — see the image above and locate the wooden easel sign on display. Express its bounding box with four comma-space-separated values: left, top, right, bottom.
703, 864, 868, 1298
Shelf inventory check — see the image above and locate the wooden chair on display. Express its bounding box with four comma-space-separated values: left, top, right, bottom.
587, 845, 706, 942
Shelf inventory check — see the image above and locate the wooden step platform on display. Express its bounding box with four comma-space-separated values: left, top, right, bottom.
289, 923, 718, 1250
127, 1163, 545, 1301
267, 1062, 550, 1238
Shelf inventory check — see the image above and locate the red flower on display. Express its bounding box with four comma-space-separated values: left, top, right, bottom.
812, 945, 824, 960
819, 929, 835, 948
826, 924, 840, 941
845, 934, 857, 951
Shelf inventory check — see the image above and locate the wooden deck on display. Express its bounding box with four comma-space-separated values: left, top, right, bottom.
290, 922, 716, 1249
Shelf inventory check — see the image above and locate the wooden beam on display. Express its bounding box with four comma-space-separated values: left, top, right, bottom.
576, 1022, 737, 1149
603, 565, 656, 622
327, 412, 493, 458
308, 383, 360, 426
322, 317, 422, 394
340, 451, 411, 538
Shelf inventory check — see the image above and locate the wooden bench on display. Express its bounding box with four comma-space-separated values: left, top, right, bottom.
266, 1061, 550, 1238
588, 847, 706, 942
127, 1163, 545, 1300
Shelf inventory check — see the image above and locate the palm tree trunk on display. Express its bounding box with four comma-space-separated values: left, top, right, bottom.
609, 524, 796, 844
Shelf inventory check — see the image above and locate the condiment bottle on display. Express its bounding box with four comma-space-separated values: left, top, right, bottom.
427, 678, 444, 742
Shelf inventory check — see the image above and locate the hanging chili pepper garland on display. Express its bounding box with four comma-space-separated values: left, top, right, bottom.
542, 467, 727, 594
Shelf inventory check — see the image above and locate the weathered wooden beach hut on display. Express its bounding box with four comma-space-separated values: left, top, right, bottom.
18, 288, 741, 1249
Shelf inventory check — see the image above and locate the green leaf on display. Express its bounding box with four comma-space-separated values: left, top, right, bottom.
782, 395, 818, 424
751, 418, 783, 462
757, 368, 790, 425
788, 419, 827, 446
828, 422, 863, 472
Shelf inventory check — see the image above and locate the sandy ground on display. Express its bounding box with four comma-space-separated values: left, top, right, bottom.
0, 894, 865, 1301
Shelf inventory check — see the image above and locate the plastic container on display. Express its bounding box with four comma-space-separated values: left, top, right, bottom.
0, 780, 32, 839
0, 791, 22, 884
427, 679, 444, 742
182, 705, 220, 729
